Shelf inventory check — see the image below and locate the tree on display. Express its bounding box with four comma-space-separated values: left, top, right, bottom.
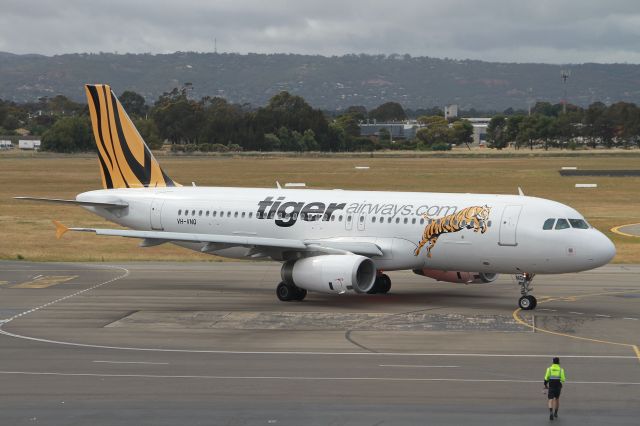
416, 118, 450, 150
120, 90, 148, 117
450, 119, 473, 148
344, 105, 367, 120
369, 102, 406, 122
41, 116, 93, 153
152, 88, 204, 144
487, 115, 508, 149
253, 91, 330, 150
134, 118, 163, 150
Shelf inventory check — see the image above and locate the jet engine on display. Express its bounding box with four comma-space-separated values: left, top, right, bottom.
413, 268, 498, 284
281, 255, 377, 294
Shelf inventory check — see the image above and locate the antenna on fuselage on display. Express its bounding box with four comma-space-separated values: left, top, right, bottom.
276, 181, 282, 189
518, 187, 524, 196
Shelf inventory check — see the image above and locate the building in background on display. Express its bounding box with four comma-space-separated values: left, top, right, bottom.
18, 139, 41, 150
359, 123, 420, 140
444, 104, 458, 120
466, 118, 491, 146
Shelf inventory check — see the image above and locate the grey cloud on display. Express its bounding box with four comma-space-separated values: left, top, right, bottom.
1, 0, 640, 63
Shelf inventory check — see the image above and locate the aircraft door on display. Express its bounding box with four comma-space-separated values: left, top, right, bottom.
498, 205, 522, 246
357, 213, 367, 231
150, 199, 165, 230
345, 213, 353, 230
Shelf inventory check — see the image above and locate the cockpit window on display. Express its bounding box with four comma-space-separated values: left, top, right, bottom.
555, 218, 570, 230
543, 218, 555, 230
569, 219, 589, 229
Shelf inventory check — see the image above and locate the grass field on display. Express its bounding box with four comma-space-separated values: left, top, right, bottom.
1, 153, 639, 262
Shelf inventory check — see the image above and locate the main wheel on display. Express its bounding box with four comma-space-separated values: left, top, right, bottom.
518, 295, 536, 310
277, 282, 296, 301
294, 288, 307, 301
378, 274, 392, 294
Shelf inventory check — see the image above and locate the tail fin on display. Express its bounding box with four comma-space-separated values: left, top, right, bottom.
85, 84, 179, 189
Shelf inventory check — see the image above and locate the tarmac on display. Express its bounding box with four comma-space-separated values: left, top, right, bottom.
0, 260, 638, 425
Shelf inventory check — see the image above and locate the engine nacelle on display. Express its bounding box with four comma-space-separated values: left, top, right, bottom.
413, 268, 498, 284
281, 255, 377, 294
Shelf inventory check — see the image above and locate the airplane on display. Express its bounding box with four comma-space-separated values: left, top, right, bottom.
16, 84, 616, 310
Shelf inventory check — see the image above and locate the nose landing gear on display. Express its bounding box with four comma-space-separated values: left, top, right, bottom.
516, 272, 537, 310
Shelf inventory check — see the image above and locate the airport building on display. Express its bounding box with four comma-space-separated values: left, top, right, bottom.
359, 122, 420, 140
466, 118, 490, 146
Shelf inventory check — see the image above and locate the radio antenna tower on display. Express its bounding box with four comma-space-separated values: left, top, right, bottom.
560, 69, 571, 114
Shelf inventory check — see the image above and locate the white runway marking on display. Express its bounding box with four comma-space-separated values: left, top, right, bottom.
623, 318, 638, 321
93, 361, 169, 365
596, 314, 612, 318
380, 365, 459, 368
0, 266, 129, 325
0, 370, 638, 386
569, 312, 584, 315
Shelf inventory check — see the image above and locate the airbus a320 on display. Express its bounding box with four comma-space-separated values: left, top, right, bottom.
16, 84, 616, 310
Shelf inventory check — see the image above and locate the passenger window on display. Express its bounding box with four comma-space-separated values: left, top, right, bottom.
372, 217, 376, 223
388, 217, 392, 223
199, 210, 202, 216
330, 215, 335, 222
185, 210, 189, 216
192, 210, 195, 216
404, 218, 408, 224
543, 218, 555, 230
241, 212, 246, 218
420, 218, 424, 225
206, 211, 209, 216
227, 212, 231, 217
234, 212, 238, 218
569, 219, 589, 229
339, 215, 343, 221
178, 209, 182, 215
555, 218, 570, 230
360, 216, 364, 223
395, 218, 400, 224
249, 212, 253, 218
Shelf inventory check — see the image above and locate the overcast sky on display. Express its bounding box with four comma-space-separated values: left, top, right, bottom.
1, 0, 640, 63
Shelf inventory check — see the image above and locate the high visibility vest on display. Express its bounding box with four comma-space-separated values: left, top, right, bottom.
545, 364, 566, 383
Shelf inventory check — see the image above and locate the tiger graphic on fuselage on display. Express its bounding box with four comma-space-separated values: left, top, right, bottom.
414, 205, 492, 258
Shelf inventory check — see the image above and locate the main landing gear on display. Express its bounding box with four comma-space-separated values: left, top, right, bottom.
516, 272, 537, 310
367, 273, 392, 294
276, 281, 307, 301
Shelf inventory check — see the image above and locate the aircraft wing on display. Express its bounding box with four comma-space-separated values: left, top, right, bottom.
53, 222, 383, 257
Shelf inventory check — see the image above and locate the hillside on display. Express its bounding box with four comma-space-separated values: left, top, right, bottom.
1, 52, 640, 110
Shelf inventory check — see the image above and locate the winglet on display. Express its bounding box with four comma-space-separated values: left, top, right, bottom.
53, 220, 69, 239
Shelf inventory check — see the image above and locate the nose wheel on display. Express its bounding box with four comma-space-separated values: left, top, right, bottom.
516, 273, 537, 310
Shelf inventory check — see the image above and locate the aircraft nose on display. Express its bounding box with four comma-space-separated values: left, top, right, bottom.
589, 231, 616, 267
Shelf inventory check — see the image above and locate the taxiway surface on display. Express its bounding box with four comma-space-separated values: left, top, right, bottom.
0, 261, 638, 425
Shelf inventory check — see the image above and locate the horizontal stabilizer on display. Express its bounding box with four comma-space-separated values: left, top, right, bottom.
15, 196, 128, 209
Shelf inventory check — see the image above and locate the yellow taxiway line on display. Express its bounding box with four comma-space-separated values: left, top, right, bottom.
512, 289, 640, 364
12, 275, 78, 289
610, 223, 640, 238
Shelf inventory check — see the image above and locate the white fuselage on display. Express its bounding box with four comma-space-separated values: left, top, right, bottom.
77, 186, 615, 275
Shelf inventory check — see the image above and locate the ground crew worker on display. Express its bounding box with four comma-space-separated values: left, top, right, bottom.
544, 357, 566, 420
